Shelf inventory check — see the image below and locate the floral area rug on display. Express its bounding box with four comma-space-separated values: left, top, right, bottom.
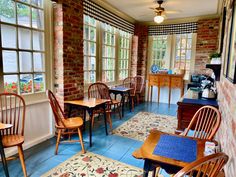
113, 112, 177, 141
41, 152, 162, 177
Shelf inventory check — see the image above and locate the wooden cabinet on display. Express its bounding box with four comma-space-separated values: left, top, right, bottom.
176, 89, 219, 133
147, 73, 185, 105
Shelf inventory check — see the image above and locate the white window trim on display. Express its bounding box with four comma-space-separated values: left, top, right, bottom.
83, 15, 132, 91
0, 0, 53, 104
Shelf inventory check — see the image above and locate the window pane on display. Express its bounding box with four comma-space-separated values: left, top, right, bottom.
181, 38, 187, 49
1, 24, 17, 48
84, 26, 89, 39
90, 27, 96, 41
33, 52, 44, 71
18, 27, 31, 49
0, 0, 16, 24
84, 56, 88, 70
90, 71, 96, 83
19, 52, 32, 72
34, 73, 45, 92
89, 57, 96, 70
33, 31, 44, 50
89, 42, 96, 56
187, 38, 192, 49
186, 50, 191, 60
20, 74, 33, 94
17, 3, 30, 27
3, 50, 18, 73
31, 0, 43, 7
4, 75, 18, 93
32, 8, 44, 29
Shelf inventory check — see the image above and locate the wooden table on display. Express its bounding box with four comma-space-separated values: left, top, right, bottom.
109, 86, 133, 117
176, 89, 218, 133
65, 98, 110, 147
147, 73, 185, 105
132, 130, 206, 176
0, 123, 13, 177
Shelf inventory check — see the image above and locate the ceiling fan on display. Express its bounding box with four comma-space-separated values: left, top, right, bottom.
151, 0, 180, 24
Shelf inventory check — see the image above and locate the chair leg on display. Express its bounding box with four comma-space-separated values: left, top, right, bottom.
117, 104, 122, 119
106, 112, 112, 130
137, 94, 140, 105
55, 129, 61, 155
17, 145, 27, 177
91, 114, 95, 128
78, 128, 85, 154
132, 97, 134, 111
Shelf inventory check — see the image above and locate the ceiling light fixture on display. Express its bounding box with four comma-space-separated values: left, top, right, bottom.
154, 13, 164, 24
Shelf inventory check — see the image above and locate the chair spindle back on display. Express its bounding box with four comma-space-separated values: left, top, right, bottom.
47, 90, 66, 127
123, 77, 136, 95
88, 82, 111, 100
174, 153, 228, 177
183, 106, 221, 140
0, 93, 26, 136
134, 76, 144, 94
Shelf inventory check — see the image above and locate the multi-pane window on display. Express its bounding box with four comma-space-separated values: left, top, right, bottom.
83, 15, 96, 84
151, 35, 167, 68
0, 0, 45, 94
118, 30, 131, 80
102, 23, 116, 83
175, 33, 193, 75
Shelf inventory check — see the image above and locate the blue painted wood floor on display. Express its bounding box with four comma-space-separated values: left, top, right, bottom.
0, 102, 177, 177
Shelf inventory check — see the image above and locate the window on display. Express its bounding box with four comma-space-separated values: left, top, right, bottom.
151, 35, 167, 68
83, 15, 132, 86
83, 15, 97, 84
102, 23, 116, 83
148, 33, 196, 80
174, 34, 194, 77
118, 30, 131, 80
0, 0, 46, 95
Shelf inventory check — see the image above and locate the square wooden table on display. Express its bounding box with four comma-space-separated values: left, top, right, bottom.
132, 130, 207, 176
109, 86, 133, 117
65, 98, 110, 147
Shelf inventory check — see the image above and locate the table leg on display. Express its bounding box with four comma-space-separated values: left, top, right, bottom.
68, 105, 72, 117
83, 109, 86, 131
143, 160, 151, 177
87, 109, 93, 147
0, 134, 10, 177
128, 92, 132, 112
103, 103, 108, 135
121, 93, 125, 117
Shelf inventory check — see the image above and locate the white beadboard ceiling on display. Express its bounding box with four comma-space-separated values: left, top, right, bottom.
105, 0, 220, 22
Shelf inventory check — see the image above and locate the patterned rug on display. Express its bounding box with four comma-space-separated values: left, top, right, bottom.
113, 112, 177, 141
41, 152, 162, 177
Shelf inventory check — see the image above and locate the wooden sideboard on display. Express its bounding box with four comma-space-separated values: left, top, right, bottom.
147, 73, 185, 105
176, 89, 219, 133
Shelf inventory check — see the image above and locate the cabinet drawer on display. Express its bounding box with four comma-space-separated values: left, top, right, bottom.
171, 78, 182, 88
159, 77, 170, 87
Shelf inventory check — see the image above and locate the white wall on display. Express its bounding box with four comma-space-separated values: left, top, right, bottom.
5, 101, 53, 157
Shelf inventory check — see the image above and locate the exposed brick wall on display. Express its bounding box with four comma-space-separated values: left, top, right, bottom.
134, 24, 148, 78
195, 18, 220, 74
130, 36, 138, 77
216, 0, 236, 176
53, 0, 84, 112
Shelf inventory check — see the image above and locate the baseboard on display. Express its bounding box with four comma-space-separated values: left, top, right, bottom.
5, 133, 54, 157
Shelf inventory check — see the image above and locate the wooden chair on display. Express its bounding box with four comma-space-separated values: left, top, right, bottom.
88, 82, 121, 129
134, 75, 144, 104
183, 106, 221, 140
174, 153, 228, 177
123, 77, 136, 111
0, 93, 27, 177
46, 90, 85, 155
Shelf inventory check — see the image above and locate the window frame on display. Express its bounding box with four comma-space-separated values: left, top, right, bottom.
0, 0, 53, 103
83, 15, 132, 88
147, 33, 196, 81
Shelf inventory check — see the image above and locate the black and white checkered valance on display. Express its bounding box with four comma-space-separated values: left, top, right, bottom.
148, 22, 198, 36
83, 0, 135, 34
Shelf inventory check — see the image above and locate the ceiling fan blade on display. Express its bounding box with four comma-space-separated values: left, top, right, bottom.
164, 10, 182, 14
